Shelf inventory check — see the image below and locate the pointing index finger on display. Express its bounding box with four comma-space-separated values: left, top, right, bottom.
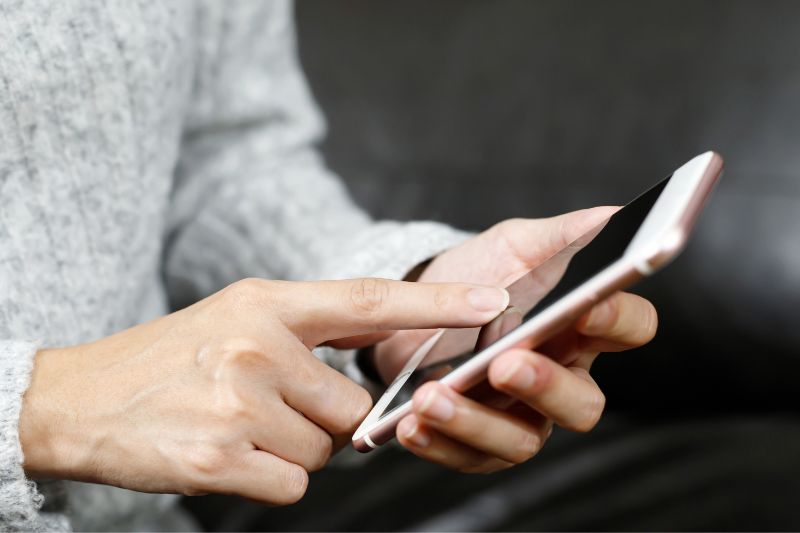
273, 278, 509, 347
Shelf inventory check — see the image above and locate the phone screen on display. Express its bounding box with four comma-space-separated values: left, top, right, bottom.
375, 176, 670, 421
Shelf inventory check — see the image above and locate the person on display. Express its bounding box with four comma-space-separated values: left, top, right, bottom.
0, 1, 656, 531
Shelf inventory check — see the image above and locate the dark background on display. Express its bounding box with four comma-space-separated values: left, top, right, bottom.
295, 0, 800, 415
185, 1, 800, 530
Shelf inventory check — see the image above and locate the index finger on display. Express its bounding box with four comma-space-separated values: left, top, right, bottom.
271, 278, 509, 347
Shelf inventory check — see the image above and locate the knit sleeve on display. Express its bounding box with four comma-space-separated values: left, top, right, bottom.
163, 0, 469, 309
0, 341, 69, 532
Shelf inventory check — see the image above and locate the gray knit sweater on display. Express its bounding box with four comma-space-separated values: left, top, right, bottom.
0, 1, 467, 530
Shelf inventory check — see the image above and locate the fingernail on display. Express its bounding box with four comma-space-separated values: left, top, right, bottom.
467, 287, 509, 313
498, 359, 536, 389
419, 388, 455, 422
400, 419, 430, 448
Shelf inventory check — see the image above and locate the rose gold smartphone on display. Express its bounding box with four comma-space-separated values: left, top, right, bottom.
353, 151, 724, 452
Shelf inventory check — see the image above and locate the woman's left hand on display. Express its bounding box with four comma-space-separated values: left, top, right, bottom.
379, 208, 658, 472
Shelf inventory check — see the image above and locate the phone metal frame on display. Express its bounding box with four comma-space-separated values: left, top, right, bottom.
352, 151, 724, 452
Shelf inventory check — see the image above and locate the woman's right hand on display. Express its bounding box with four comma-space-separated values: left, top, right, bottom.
18, 278, 508, 505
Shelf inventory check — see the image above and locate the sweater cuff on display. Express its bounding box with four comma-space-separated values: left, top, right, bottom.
0, 341, 68, 532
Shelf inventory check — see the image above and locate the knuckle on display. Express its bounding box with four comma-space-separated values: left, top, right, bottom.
210, 338, 273, 377
219, 337, 268, 362
203, 345, 271, 425
222, 278, 264, 305
182, 442, 230, 488
348, 278, 391, 318
219, 279, 286, 313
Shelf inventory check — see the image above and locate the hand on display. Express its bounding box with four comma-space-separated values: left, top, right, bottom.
383, 208, 658, 472
19, 278, 509, 504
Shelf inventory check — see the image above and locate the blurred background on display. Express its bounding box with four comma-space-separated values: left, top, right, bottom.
185, 0, 800, 530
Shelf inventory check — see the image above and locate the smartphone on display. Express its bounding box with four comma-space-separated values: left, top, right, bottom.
352, 151, 724, 452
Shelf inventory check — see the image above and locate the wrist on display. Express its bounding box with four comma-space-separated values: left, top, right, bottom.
19, 347, 85, 480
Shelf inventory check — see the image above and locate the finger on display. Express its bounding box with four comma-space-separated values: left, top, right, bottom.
229, 335, 374, 438
324, 331, 394, 349
410, 382, 549, 464
247, 399, 333, 473
212, 449, 309, 506
493, 207, 618, 270
575, 292, 658, 350
396, 415, 512, 474
272, 278, 509, 346
278, 337, 375, 437
488, 349, 605, 433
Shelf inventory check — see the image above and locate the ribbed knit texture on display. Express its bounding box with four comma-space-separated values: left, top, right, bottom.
0, 1, 468, 530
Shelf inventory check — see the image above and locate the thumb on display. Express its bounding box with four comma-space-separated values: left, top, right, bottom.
272, 278, 509, 347
497, 206, 619, 268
